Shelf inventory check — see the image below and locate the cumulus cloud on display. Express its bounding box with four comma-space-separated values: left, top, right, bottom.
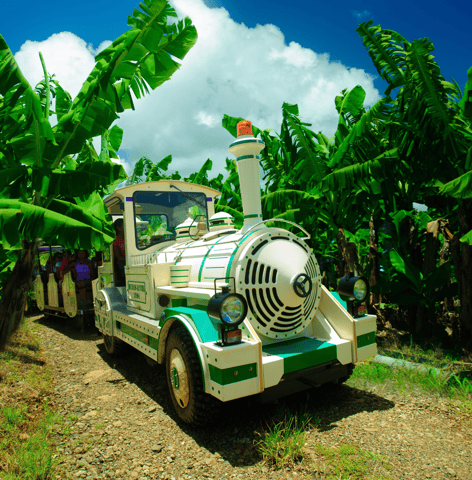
15, 0, 381, 186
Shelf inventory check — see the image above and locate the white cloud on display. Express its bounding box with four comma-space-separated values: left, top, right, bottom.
15, 0, 381, 186
15, 32, 100, 100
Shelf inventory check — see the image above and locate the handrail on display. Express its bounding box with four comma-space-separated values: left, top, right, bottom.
243, 218, 311, 239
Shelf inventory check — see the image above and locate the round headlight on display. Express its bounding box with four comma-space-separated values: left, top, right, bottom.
353, 278, 368, 302
208, 292, 248, 327
337, 275, 370, 302
221, 296, 245, 325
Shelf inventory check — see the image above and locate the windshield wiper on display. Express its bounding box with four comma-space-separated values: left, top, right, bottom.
169, 184, 207, 210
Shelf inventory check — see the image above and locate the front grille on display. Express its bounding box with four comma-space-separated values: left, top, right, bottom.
241, 236, 319, 337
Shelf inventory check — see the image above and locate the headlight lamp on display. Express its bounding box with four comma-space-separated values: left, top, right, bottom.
337, 275, 370, 303
220, 296, 245, 325
337, 276, 370, 318
353, 278, 368, 302
208, 292, 248, 327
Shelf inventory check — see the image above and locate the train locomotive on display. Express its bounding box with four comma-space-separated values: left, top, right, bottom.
40, 120, 378, 425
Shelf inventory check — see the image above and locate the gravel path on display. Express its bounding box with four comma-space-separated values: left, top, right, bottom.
33, 314, 472, 480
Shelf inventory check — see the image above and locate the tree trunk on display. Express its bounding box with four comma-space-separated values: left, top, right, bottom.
0, 238, 41, 350
321, 270, 329, 290
336, 228, 359, 277
450, 204, 472, 345
368, 215, 381, 305
423, 219, 441, 278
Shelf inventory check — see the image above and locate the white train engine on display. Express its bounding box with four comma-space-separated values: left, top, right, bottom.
93, 121, 377, 425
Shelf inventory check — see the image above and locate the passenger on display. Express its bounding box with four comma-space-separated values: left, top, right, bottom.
91, 252, 103, 279
58, 250, 74, 288
46, 252, 63, 279
62, 250, 93, 308
113, 219, 126, 286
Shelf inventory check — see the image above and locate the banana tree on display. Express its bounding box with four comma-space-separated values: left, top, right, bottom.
354, 20, 472, 342
0, 0, 197, 349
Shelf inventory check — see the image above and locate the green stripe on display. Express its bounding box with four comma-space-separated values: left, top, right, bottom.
244, 214, 263, 219
225, 230, 260, 280
120, 324, 159, 350
198, 235, 229, 282
236, 155, 261, 161
205, 266, 225, 269
209, 363, 257, 385
262, 337, 336, 374
229, 139, 264, 148
357, 332, 376, 348
163, 306, 218, 343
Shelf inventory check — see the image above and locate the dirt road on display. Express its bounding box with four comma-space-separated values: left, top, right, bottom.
33, 314, 472, 479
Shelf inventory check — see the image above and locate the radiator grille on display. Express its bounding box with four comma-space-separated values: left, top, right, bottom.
240, 234, 321, 339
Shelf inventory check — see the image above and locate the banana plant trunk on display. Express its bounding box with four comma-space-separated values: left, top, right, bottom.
0, 238, 41, 350
336, 227, 359, 277
450, 204, 472, 344
368, 215, 381, 305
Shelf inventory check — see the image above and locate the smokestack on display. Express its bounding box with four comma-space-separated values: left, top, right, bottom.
228, 120, 266, 233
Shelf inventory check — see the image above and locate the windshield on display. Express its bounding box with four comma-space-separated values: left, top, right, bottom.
133, 191, 208, 250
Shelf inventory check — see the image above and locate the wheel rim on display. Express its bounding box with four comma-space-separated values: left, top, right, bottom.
169, 348, 189, 408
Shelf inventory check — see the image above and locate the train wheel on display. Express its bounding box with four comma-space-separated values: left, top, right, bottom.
103, 334, 128, 356
165, 326, 220, 426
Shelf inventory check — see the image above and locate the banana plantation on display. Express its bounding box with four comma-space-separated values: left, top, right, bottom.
0, 0, 471, 351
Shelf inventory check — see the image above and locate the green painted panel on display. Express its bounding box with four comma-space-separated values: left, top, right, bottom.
357, 332, 376, 348
262, 337, 336, 374
163, 306, 219, 343
209, 363, 257, 385
171, 298, 188, 307
120, 324, 159, 350
331, 292, 347, 310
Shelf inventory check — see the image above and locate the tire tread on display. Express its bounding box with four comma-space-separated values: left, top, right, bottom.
166, 325, 220, 426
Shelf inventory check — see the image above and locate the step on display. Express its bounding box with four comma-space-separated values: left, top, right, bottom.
262, 337, 337, 374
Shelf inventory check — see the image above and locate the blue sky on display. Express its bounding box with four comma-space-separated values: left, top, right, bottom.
1, 0, 471, 183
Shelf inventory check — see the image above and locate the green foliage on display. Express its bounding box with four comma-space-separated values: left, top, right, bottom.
315, 443, 392, 479
255, 404, 316, 470
0, 0, 197, 253
0, 318, 63, 479
352, 359, 472, 405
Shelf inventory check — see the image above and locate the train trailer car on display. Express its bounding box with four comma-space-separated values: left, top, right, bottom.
31, 246, 96, 329
93, 120, 378, 425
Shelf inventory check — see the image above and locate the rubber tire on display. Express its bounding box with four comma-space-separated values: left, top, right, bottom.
165, 326, 220, 426
103, 334, 129, 357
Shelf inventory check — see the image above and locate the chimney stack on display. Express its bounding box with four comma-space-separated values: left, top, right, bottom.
228, 121, 266, 233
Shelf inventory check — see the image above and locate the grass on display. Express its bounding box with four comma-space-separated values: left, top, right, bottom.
313, 443, 393, 479
255, 403, 316, 470
255, 403, 393, 477
350, 337, 472, 412
0, 317, 70, 480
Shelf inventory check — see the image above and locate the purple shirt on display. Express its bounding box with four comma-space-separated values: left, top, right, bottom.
75, 262, 91, 281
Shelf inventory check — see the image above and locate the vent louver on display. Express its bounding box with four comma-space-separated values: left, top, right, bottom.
240, 235, 321, 339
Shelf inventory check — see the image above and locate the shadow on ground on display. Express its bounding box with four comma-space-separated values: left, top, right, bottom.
32, 311, 101, 342
95, 341, 395, 469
